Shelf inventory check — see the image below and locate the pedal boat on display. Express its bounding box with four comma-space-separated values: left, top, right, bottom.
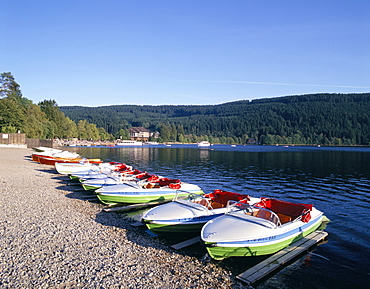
38, 155, 102, 165
31, 150, 80, 162
201, 197, 324, 260
55, 161, 110, 175
68, 163, 134, 181
95, 178, 203, 205
142, 189, 260, 233
80, 172, 160, 191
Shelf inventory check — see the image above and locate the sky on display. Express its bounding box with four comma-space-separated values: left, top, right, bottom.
1, 0, 369, 107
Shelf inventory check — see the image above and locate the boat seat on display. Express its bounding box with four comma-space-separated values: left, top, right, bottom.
196, 198, 210, 208
255, 209, 280, 225
144, 183, 160, 189
276, 213, 292, 224
211, 201, 225, 209
255, 209, 272, 220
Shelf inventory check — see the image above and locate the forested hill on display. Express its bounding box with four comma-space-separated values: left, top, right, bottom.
60, 93, 370, 145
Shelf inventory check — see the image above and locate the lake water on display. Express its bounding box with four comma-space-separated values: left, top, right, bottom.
70, 144, 370, 288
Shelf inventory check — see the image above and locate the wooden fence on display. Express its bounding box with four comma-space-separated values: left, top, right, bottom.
0, 133, 26, 145
0, 133, 53, 148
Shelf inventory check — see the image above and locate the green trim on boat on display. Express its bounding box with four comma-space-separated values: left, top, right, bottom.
81, 184, 100, 191
144, 222, 204, 234
69, 175, 80, 180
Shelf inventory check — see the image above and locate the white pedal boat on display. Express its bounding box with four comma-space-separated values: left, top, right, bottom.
95, 178, 204, 205
142, 189, 260, 233
201, 197, 325, 260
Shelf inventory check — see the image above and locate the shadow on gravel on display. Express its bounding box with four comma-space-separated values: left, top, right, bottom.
36, 168, 60, 175
60, 185, 101, 202
96, 209, 208, 259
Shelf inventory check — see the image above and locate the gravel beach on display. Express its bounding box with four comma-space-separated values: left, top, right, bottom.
0, 148, 242, 288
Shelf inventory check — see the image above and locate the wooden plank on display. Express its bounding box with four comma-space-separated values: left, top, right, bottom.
237, 231, 328, 285
171, 236, 201, 250
103, 200, 169, 212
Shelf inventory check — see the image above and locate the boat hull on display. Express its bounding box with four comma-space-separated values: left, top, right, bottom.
81, 183, 101, 191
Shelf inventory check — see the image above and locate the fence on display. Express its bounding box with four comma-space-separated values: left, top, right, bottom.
0, 133, 26, 145
25, 139, 53, 148
0, 133, 53, 148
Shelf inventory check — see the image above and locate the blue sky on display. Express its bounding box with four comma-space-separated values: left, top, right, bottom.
2, 0, 369, 107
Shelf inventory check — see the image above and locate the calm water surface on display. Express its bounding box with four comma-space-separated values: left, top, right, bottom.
71, 145, 370, 288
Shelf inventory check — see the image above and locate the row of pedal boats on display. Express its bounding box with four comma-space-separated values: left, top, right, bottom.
33, 148, 327, 260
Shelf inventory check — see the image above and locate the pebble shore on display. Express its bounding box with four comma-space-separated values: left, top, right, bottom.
0, 148, 243, 288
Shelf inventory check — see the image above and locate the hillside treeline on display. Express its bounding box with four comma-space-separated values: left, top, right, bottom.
0, 72, 111, 140
61, 93, 370, 145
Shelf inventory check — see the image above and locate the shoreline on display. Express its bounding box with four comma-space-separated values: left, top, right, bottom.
0, 148, 239, 288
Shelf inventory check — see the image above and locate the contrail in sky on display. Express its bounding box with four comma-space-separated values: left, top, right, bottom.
194, 80, 370, 89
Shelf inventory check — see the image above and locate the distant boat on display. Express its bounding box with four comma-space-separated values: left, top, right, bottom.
116, 140, 143, 146
197, 141, 211, 147
144, 141, 159, 145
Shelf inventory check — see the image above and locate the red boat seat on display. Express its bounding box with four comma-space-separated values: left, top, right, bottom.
277, 213, 292, 224
255, 198, 312, 223
210, 201, 225, 209
206, 189, 250, 206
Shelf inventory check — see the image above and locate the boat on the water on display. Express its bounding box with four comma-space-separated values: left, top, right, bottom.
144, 141, 159, 145
95, 178, 203, 205
197, 141, 211, 147
201, 197, 325, 260
142, 189, 260, 233
115, 140, 143, 146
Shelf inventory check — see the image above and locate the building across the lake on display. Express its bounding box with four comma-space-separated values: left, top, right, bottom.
129, 127, 155, 141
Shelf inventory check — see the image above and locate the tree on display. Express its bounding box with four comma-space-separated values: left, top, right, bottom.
77, 120, 89, 140
117, 128, 130, 140
59, 117, 78, 139
0, 97, 25, 130
0, 72, 22, 99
